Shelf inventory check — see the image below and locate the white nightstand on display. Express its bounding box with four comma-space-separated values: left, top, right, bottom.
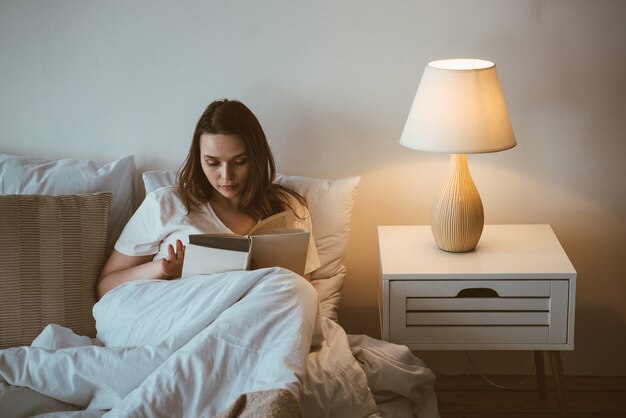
378, 224, 577, 416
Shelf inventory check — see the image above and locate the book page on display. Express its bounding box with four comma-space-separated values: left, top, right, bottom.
181, 243, 251, 278
249, 210, 295, 235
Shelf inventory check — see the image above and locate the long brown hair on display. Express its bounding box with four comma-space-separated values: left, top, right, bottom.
177, 99, 306, 219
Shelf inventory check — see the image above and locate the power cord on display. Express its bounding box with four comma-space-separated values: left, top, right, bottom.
465, 351, 536, 389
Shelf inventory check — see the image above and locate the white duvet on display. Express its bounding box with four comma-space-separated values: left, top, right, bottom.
0, 268, 438, 417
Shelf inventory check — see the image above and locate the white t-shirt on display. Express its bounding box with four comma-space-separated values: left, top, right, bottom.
115, 186, 321, 275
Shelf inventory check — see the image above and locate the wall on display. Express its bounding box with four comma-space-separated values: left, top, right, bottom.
1, 0, 624, 376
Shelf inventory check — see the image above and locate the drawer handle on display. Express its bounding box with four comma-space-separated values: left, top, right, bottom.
456, 288, 500, 298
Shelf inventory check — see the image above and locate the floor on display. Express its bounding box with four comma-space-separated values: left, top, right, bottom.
435, 376, 626, 417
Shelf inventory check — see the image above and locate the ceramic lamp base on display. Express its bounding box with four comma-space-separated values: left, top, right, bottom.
431, 154, 484, 252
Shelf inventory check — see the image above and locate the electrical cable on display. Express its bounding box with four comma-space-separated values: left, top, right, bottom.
465, 351, 536, 389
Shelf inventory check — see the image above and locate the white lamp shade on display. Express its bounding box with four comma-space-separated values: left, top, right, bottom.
400, 59, 517, 154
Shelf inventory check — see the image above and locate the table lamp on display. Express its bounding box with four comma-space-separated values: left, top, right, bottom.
400, 58, 516, 252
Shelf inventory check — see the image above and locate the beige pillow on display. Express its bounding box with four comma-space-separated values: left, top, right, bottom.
0, 193, 111, 348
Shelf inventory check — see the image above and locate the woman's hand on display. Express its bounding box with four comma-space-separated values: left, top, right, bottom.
159, 239, 186, 279
98, 240, 186, 299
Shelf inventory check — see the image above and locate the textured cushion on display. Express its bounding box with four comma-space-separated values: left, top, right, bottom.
0, 153, 135, 254
0, 193, 112, 348
142, 170, 361, 322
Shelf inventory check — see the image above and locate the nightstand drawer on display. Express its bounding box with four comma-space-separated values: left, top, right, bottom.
389, 280, 570, 349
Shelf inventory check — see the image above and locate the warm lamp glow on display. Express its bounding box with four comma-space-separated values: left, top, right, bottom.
400, 59, 516, 154
429, 58, 494, 70
400, 58, 516, 252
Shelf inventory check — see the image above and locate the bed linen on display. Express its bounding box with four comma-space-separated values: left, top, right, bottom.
0, 268, 437, 417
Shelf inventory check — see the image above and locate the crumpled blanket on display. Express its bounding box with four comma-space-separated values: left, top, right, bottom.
348, 334, 438, 418
0, 268, 438, 417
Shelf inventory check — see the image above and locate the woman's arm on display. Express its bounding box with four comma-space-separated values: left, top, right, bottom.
97, 240, 186, 299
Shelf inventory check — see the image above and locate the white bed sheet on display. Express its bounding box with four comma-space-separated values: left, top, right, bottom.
0, 268, 437, 418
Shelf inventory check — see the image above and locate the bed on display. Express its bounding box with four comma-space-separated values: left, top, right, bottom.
0, 153, 439, 417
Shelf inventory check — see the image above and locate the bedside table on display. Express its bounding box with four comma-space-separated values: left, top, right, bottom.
378, 224, 576, 416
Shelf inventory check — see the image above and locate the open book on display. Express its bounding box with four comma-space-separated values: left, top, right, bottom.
181, 210, 310, 277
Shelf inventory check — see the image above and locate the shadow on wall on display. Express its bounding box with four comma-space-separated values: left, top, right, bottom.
567, 304, 626, 376
338, 304, 381, 338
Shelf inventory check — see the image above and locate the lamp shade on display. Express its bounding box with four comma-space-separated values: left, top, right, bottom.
400, 59, 516, 154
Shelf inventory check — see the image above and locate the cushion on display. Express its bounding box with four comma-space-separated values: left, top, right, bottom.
142, 170, 361, 322
0, 154, 135, 254
273, 174, 360, 279
143, 170, 177, 194
0, 193, 112, 348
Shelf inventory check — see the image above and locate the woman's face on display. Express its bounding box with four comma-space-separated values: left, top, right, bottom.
199, 133, 250, 204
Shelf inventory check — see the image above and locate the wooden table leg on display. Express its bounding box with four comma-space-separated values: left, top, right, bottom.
535, 351, 547, 400
548, 351, 569, 418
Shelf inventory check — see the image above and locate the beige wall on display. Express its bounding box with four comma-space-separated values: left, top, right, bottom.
1, 0, 624, 376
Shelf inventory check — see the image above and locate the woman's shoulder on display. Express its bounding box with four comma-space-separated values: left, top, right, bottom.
143, 186, 187, 216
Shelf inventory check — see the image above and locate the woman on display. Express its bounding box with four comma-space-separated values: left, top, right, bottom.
97, 99, 320, 298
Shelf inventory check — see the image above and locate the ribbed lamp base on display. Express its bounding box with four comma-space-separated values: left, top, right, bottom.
431, 154, 484, 252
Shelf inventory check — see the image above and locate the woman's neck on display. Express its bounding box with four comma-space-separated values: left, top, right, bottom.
209, 192, 242, 210
209, 194, 256, 235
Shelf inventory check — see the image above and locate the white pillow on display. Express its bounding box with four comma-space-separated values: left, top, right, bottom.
274, 173, 360, 280
276, 173, 361, 322
141, 170, 361, 321
0, 153, 135, 253
143, 170, 177, 194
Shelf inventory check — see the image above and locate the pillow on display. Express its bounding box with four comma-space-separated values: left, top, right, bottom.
0, 154, 135, 254
142, 170, 361, 322
274, 174, 360, 279
276, 174, 360, 322
0, 193, 112, 348
143, 169, 177, 194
